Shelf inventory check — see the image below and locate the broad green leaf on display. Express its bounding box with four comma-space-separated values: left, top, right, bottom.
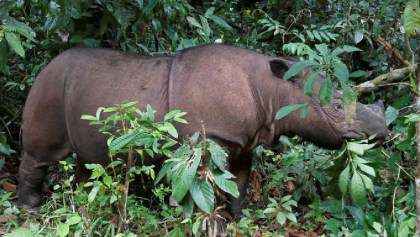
164, 122, 178, 138
315, 43, 329, 56
360, 173, 374, 193
354, 30, 364, 44
286, 212, 298, 223
2, 23, 36, 42
66, 215, 82, 226
385, 106, 399, 126
283, 60, 318, 80
56, 222, 70, 237
88, 185, 100, 202
208, 140, 227, 171
187, 16, 202, 29
164, 109, 186, 121
299, 104, 309, 119
350, 171, 367, 203
332, 60, 349, 84
338, 164, 351, 194
405, 113, 420, 123
347, 142, 375, 156
356, 161, 376, 177
349, 70, 366, 78
319, 75, 333, 106
172, 148, 202, 202
303, 72, 319, 96
208, 15, 232, 29
180, 193, 194, 218
103, 175, 112, 187
403, 0, 420, 36
342, 45, 362, 53
5, 32, 24, 57
143, 0, 159, 15
275, 104, 307, 120
330, 47, 344, 59
276, 212, 286, 225
213, 171, 239, 198
109, 131, 140, 152
189, 178, 214, 214
4, 227, 34, 237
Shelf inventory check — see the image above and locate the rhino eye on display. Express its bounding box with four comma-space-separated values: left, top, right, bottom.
333, 103, 343, 111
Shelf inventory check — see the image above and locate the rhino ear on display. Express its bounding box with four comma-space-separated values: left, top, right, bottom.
269, 59, 291, 79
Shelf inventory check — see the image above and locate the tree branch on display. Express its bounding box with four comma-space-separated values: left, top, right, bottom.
354, 64, 419, 96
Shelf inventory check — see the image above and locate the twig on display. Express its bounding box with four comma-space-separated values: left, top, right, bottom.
375, 37, 411, 67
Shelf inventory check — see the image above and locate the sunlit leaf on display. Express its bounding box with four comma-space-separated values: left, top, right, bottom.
283, 60, 318, 80
275, 104, 307, 120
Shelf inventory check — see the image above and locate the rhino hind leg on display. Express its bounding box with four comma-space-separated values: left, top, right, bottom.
18, 152, 50, 209
228, 151, 253, 216
18, 142, 71, 209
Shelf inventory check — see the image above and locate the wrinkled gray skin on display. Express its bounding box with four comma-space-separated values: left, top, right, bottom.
18, 45, 388, 216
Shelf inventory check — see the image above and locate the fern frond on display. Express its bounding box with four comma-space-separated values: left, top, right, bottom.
404, 0, 420, 36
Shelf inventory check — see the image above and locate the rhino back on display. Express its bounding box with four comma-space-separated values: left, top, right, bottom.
169, 45, 267, 149
53, 48, 171, 163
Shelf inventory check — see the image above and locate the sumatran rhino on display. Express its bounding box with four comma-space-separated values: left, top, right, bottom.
18, 44, 388, 216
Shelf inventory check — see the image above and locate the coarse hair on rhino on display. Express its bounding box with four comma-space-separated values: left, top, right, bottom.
18, 44, 388, 216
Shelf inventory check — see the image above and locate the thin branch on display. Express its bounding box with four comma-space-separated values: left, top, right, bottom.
354, 64, 419, 96
375, 36, 411, 67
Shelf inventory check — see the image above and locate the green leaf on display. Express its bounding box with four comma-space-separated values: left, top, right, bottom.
5, 32, 25, 57
342, 45, 362, 53
350, 171, 366, 203
349, 70, 366, 78
404, 0, 420, 36
319, 75, 333, 106
109, 131, 140, 152
88, 185, 100, 203
80, 115, 97, 121
143, 0, 159, 15
338, 164, 351, 194
187, 16, 202, 29
2, 22, 36, 42
213, 171, 239, 198
189, 178, 214, 214
172, 148, 202, 202
299, 104, 309, 119
303, 72, 318, 96
354, 30, 364, 44
355, 160, 376, 177
56, 222, 70, 237
208, 15, 232, 29
275, 104, 307, 120
347, 142, 375, 156
276, 212, 286, 225
360, 173, 374, 193
66, 215, 82, 226
332, 60, 349, 84
208, 140, 227, 171
103, 175, 112, 187
286, 212, 298, 223
315, 43, 329, 56
5, 228, 32, 237
405, 113, 420, 123
283, 60, 318, 80
164, 122, 178, 138
385, 106, 399, 126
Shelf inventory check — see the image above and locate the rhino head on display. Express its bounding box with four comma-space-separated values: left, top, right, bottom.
269, 59, 389, 149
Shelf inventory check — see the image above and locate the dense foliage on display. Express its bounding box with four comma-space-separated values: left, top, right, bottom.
0, 0, 419, 236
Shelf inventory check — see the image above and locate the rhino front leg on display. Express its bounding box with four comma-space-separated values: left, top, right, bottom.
228, 150, 253, 217
18, 152, 49, 209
